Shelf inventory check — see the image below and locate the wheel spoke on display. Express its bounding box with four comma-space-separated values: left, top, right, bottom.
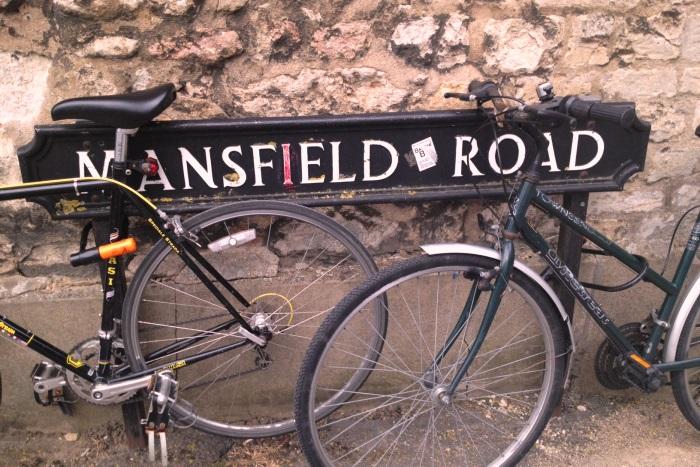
300, 257, 563, 466
125, 205, 376, 437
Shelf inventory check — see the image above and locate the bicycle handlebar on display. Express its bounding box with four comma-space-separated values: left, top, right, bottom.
444, 80, 639, 130
559, 96, 636, 129
443, 80, 501, 103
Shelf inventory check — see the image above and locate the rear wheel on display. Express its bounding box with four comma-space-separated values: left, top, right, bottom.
296, 253, 569, 466
123, 201, 383, 438
671, 297, 700, 429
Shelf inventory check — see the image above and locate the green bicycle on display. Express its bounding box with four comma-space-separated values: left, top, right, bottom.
295, 81, 700, 466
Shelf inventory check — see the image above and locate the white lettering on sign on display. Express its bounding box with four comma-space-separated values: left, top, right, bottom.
222, 145, 246, 188
542, 133, 561, 173
488, 134, 526, 175
251, 143, 276, 187
453, 136, 484, 177
73, 129, 608, 192
363, 140, 398, 182
568, 130, 604, 171
78, 150, 115, 178
181, 147, 217, 189
300, 141, 325, 184
330, 141, 356, 183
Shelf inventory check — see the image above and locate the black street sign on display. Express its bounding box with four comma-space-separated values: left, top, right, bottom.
18, 109, 650, 219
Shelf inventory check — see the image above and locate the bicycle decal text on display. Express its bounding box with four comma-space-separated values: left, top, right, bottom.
0, 320, 16, 336
545, 248, 610, 325
147, 218, 181, 254
537, 192, 594, 235
688, 223, 700, 250
167, 360, 187, 371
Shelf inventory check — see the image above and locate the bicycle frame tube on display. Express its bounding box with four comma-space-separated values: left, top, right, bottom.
0, 313, 96, 381
532, 191, 700, 362
438, 119, 700, 391
0, 177, 256, 383
439, 182, 700, 392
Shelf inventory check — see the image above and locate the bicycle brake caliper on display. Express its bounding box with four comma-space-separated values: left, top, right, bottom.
169, 215, 201, 247
143, 371, 178, 466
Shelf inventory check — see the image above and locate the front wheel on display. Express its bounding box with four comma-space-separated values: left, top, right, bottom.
295, 253, 570, 466
122, 200, 382, 438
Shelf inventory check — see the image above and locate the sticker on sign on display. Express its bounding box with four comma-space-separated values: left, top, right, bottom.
411, 137, 438, 171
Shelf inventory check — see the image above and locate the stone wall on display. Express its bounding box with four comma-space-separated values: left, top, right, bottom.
0, 0, 699, 428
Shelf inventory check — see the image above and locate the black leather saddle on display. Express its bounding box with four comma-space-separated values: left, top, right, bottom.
51, 84, 176, 128
696, 125, 699, 137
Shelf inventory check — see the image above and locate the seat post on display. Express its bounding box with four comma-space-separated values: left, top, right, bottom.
114, 128, 139, 164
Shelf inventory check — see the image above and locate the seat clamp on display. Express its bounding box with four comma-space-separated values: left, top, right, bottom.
115, 128, 139, 163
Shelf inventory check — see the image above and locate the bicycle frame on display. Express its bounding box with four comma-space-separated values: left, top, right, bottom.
441, 181, 700, 394
0, 176, 256, 387
440, 122, 700, 395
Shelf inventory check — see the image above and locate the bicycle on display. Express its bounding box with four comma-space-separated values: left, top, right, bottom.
0, 83, 387, 460
294, 80, 700, 466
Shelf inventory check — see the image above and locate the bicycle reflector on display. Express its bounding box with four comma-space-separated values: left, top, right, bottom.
70, 237, 138, 266
207, 229, 256, 252
127, 157, 160, 176
144, 157, 159, 177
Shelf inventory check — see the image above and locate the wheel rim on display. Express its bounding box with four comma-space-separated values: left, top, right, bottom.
306, 262, 557, 466
124, 204, 378, 437
680, 310, 700, 417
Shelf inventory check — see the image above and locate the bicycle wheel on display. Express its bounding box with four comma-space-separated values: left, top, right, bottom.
671, 297, 700, 429
296, 253, 569, 466
122, 200, 384, 438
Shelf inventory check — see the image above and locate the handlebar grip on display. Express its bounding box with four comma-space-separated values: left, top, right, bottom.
564, 98, 636, 129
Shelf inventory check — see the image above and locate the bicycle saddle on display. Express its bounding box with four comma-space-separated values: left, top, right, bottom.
696, 125, 699, 137
51, 84, 176, 128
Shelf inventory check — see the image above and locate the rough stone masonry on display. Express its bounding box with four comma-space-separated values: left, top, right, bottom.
0, 0, 699, 428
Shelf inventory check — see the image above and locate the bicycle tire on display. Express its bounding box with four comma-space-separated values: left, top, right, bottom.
122, 200, 384, 438
295, 253, 569, 466
671, 296, 700, 430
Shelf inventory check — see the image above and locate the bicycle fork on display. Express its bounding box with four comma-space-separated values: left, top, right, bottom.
432, 239, 516, 403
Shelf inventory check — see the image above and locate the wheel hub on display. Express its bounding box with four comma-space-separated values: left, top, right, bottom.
430, 385, 452, 406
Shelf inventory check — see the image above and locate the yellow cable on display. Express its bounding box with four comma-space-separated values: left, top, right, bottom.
0, 177, 157, 210
251, 293, 295, 326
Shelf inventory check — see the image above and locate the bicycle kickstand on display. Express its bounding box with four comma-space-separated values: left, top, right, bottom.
143, 371, 178, 466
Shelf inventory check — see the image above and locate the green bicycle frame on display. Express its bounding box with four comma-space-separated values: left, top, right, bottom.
440, 126, 700, 396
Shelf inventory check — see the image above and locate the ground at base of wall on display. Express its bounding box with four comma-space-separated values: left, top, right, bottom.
1, 394, 699, 466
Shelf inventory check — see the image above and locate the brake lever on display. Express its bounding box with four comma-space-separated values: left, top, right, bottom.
444, 92, 470, 101
518, 106, 577, 129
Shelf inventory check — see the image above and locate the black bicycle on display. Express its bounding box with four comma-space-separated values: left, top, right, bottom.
0, 84, 387, 460
295, 81, 700, 466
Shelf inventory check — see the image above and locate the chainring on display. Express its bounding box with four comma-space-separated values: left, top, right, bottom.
65, 338, 134, 405
594, 322, 647, 390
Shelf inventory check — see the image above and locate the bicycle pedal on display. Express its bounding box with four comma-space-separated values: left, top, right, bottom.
31, 362, 72, 412
619, 353, 665, 393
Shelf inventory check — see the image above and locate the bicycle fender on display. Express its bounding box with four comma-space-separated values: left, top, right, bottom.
663, 273, 700, 363
420, 243, 576, 383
